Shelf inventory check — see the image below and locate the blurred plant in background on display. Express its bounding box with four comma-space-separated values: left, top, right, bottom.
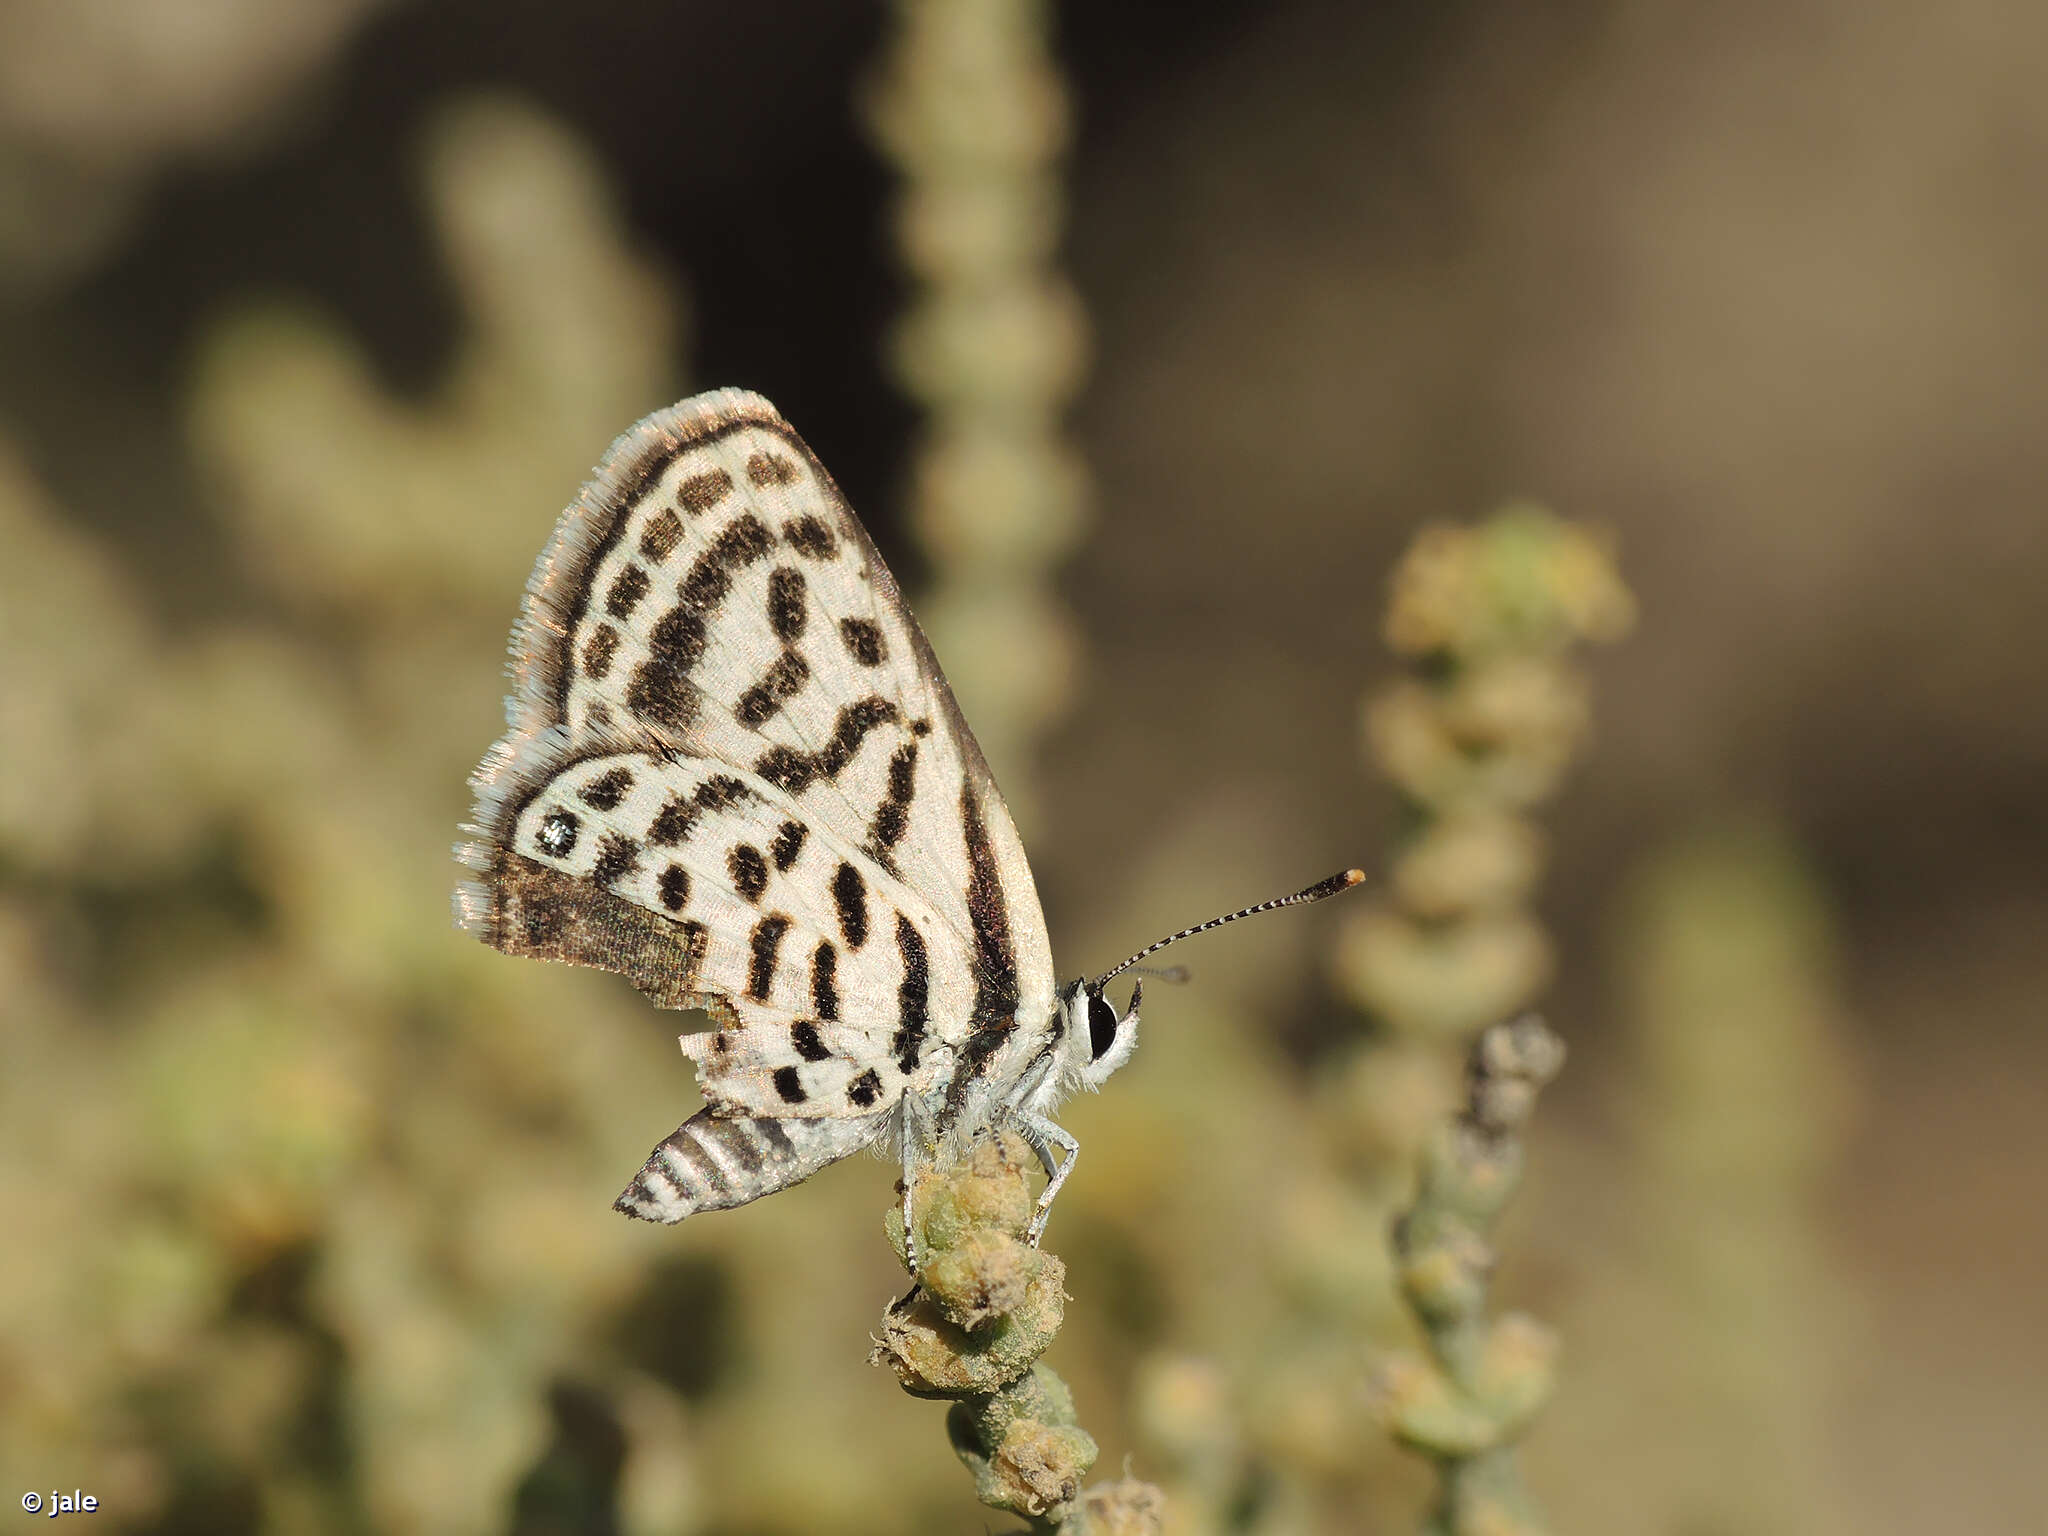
1109, 510, 1630, 1536
865, 0, 1090, 822
0, 0, 1951, 1532
0, 0, 397, 291
1545, 820, 1860, 1536
2, 94, 699, 1536
1134, 510, 1629, 1528
2, 91, 1022, 1536
865, 4, 1170, 1529
1330, 506, 1634, 1127
1381, 1015, 1566, 1536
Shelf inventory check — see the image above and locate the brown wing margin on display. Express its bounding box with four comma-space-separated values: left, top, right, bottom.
478, 847, 711, 1008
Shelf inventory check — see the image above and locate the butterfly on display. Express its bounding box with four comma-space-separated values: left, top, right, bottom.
454, 389, 1361, 1266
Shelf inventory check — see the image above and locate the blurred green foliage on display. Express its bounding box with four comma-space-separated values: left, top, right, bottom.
0, 6, 1892, 1534
1, 95, 942, 1536
866, 0, 1092, 822
1609, 822, 1859, 1536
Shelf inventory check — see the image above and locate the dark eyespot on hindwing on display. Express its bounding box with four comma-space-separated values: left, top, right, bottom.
537, 809, 580, 858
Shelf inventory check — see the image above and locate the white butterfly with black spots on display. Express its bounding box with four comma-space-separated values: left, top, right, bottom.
454, 388, 1361, 1265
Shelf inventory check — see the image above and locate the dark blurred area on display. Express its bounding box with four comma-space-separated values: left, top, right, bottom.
2, 2, 2041, 1533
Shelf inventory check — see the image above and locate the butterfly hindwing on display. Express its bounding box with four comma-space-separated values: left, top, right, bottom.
483, 746, 949, 1118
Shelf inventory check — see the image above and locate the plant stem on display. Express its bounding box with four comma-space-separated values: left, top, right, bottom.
870, 1133, 1164, 1534
1381, 1016, 1567, 1536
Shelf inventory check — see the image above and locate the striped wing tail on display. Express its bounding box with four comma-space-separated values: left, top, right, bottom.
615, 1107, 890, 1223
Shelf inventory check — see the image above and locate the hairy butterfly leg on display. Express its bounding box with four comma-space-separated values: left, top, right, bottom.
1012, 1112, 1079, 1248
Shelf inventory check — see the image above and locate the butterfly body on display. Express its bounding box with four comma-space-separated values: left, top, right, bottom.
456, 390, 1110, 1242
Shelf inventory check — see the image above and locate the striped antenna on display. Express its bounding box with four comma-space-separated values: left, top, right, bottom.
1090, 868, 1366, 992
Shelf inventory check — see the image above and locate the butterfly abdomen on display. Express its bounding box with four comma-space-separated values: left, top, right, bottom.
616, 1108, 890, 1223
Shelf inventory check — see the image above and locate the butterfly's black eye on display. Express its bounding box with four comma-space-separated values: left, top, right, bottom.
1087, 993, 1119, 1060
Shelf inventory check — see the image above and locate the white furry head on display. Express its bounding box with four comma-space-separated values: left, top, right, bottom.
1055, 977, 1142, 1093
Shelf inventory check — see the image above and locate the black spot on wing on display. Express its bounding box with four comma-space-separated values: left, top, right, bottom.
771, 1065, 807, 1104
627, 605, 709, 732
754, 746, 814, 795
657, 863, 689, 912
649, 775, 753, 846
581, 624, 620, 680
746, 914, 790, 1002
678, 470, 733, 514
893, 914, 929, 1075
839, 617, 886, 667
606, 563, 651, 620
680, 514, 775, 609
649, 606, 709, 671
847, 1068, 882, 1108
940, 787, 1025, 1128
698, 775, 749, 811
639, 508, 684, 561
867, 743, 919, 868
735, 650, 811, 727
728, 843, 769, 903
580, 766, 633, 811
783, 515, 838, 559
649, 798, 693, 845
818, 698, 899, 778
591, 832, 641, 889
832, 862, 868, 950
811, 940, 840, 1021
747, 451, 801, 487
750, 697, 899, 794
536, 809, 580, 858
769, 820, 808, 871
961, 785, 1020, 1019
767, 567, 808, 641
791, 1020, 831, 1062
626, 663, 698, 734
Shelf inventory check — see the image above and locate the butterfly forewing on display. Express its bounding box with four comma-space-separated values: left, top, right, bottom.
456, 390, 1055, 1216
